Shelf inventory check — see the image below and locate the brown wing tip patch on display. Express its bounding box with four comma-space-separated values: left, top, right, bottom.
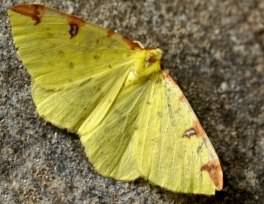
10, 4, 45, 25
201, 160, 223, 190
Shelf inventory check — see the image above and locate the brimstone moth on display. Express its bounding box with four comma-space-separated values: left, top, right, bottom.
8, 4, 223, 195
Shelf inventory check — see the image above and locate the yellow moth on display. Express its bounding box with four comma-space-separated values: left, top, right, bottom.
8, 4, 223, 195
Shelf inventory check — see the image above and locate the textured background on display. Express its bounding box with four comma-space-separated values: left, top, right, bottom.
0, 0, 263, 203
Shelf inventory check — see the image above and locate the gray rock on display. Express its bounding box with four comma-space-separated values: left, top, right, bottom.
0, 0, 263, 203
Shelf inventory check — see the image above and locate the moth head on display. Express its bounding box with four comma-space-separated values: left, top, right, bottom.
133, 48, 163, 77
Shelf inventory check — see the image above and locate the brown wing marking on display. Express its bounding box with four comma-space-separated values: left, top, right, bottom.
122, 36, 143, 50
201, 160, 223, 190
65, 12, 85, 39
10, 4, 46, 25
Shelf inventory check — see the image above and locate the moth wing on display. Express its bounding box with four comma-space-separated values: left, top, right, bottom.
9, 4, 139, 132
79, 79, 153, 180
134, 72, 223, 195
8, 4, 138, 90
32, 68, 128, 132
80, 72, 223, 195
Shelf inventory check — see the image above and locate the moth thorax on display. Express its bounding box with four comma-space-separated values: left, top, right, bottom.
135, 48, 162, 76
125, 49, 163, 86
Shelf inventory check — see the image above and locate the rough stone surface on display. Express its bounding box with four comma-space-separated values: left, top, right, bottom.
1, 0, 263, 203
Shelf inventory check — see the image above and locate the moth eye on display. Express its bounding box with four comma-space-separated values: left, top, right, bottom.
144, 55, 156, 68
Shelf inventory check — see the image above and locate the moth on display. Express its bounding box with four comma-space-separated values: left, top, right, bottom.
8, 4, 223, 195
